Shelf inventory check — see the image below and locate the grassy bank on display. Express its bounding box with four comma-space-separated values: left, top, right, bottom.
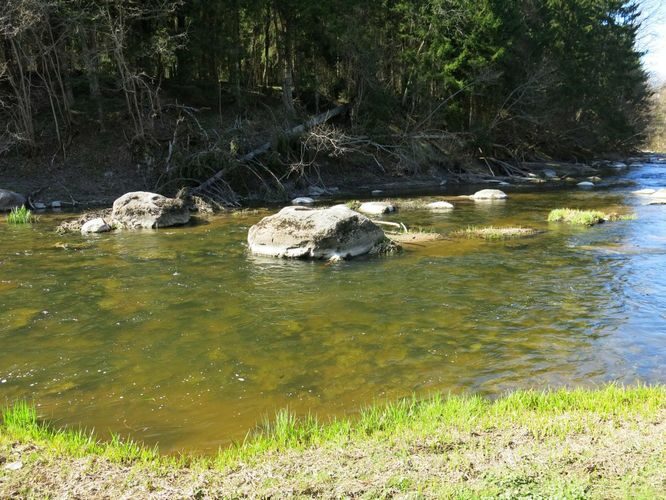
2, 386, 665, 498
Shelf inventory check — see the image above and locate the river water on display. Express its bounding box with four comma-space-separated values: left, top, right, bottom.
1, 157, 666, 453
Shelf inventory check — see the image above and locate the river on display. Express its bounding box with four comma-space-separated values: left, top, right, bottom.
1, 156, 665, 453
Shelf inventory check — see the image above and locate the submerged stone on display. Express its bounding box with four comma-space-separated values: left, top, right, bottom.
248, 205, 385, 259
111, 191, 190, 229
426, 201, 454, 210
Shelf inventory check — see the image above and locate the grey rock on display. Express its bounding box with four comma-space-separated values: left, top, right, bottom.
81, 218, 111, 234
32, 202, 47, 210
248, 205, 385, 260
292, 197, 315, 205
357, 201, 395, 215
307, 186, 327, 196
471, 189, 508, 200
51, 200, 62, 208
111, 191, 190, 229
577, 181, 595, 188
0, 189, 26, 211
543, 169, 557, 178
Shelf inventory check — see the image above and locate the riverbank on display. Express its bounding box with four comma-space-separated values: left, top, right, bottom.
0, 153, 645, 213
2, 386, 665, 498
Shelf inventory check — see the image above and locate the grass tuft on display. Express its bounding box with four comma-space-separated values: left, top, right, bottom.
6, 206, 37, 224
453, 226, 541, 240
547, 208, 635, 226
1, 401, 160, 464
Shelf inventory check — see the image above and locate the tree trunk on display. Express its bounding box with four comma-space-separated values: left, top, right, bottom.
230, 0, 242, 106
274, 8, 294, 114
81, 25, 104, 130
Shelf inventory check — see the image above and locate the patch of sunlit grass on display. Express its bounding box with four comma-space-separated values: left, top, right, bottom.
6, 206, 37, 224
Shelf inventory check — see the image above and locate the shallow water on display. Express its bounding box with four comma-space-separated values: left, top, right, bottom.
1, 157, 666, 453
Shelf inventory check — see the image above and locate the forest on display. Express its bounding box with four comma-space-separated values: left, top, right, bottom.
0, 0, 653, 201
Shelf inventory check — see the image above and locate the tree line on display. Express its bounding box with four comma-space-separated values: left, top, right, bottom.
0, 0, 652, 183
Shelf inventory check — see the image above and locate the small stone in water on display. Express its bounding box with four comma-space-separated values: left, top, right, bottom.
1, 379, 6, 383
291, 197, 314, 205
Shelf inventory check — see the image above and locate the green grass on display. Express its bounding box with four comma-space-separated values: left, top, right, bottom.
1, 401, 161, 465
2, 385, 665, 497
6, 206, 36, 224
5, 385, 661, 466
452, 226, 541, 239
548, 208, 606, 225
547, 208, 635, 226
215, 385, 665, 463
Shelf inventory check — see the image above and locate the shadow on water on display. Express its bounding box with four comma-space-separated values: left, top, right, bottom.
1, 157, 666, 452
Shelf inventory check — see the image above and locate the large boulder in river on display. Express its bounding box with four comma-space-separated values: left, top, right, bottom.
0, 189, 26, 211
248, 205, 385, 259
111, 192, 190, 229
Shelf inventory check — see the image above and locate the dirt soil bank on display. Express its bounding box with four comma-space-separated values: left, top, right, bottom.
0, 145, 632, 209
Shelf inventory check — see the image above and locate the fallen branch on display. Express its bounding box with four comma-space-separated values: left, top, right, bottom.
193, 104, 348, 197
371, 220, 408, 233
